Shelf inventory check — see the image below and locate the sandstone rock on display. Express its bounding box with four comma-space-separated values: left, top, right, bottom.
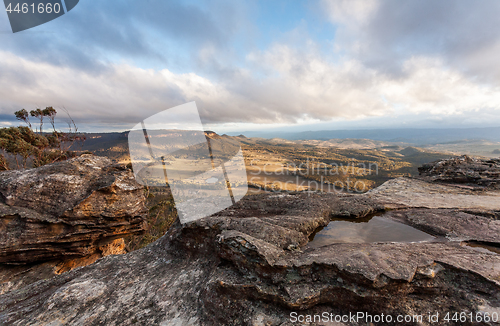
0, 157, 499, 325
0, 238, 126, 295
384, 208, 500, 242
366, 176, 500, 211
418, 155, 500, 189
0, 188, 499, 325
0, 154, 147, 264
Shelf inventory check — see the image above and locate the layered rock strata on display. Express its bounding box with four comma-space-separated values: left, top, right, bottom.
0, 157, 499, 325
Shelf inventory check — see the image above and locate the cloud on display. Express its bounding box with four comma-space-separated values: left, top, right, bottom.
246, 45, 500, 120
380, 57, 500, 116
321, 0, 500, 82
2, 41, 499, 131
322, 0, 379, 26
0, 47, 386, 128
0, 50, 268, 128
1, 1, 499, 131
0, 0, 249, 72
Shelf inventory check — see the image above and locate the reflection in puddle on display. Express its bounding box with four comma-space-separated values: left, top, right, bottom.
462, 241, 500, 255
308, 214, 435, 248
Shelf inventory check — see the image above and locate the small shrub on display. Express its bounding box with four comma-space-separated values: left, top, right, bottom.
0, 107, 85, 170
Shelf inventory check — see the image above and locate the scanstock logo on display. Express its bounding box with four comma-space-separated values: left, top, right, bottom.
3, 0, 79, 33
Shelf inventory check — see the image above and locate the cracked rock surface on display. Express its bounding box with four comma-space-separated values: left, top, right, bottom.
418, 155, 500, 189
0, 156, 499, 325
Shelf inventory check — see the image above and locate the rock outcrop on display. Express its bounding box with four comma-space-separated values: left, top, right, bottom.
0, 156, 499, 325
0, 238, 126, 295
0, 154, 147, 264
418, 155, 500, 189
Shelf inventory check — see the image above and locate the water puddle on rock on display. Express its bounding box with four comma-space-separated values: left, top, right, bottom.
308, 213, 436, 248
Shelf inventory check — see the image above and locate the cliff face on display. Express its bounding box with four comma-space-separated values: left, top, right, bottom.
0, 156, 499, 325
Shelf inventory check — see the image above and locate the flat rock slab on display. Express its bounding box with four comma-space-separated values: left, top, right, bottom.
1, 188, 499, 325
366, 177, 500, 211
384, 208, 500, 243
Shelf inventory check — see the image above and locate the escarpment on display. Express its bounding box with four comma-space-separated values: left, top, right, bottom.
0, 155, 499, 325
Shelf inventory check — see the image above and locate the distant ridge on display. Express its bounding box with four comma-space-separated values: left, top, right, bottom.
229, 127, 500, 145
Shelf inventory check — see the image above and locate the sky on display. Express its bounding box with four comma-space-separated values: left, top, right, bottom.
0, 0, 500, 133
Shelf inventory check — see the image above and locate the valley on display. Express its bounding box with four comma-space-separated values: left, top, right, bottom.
73, 131, 454, 193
